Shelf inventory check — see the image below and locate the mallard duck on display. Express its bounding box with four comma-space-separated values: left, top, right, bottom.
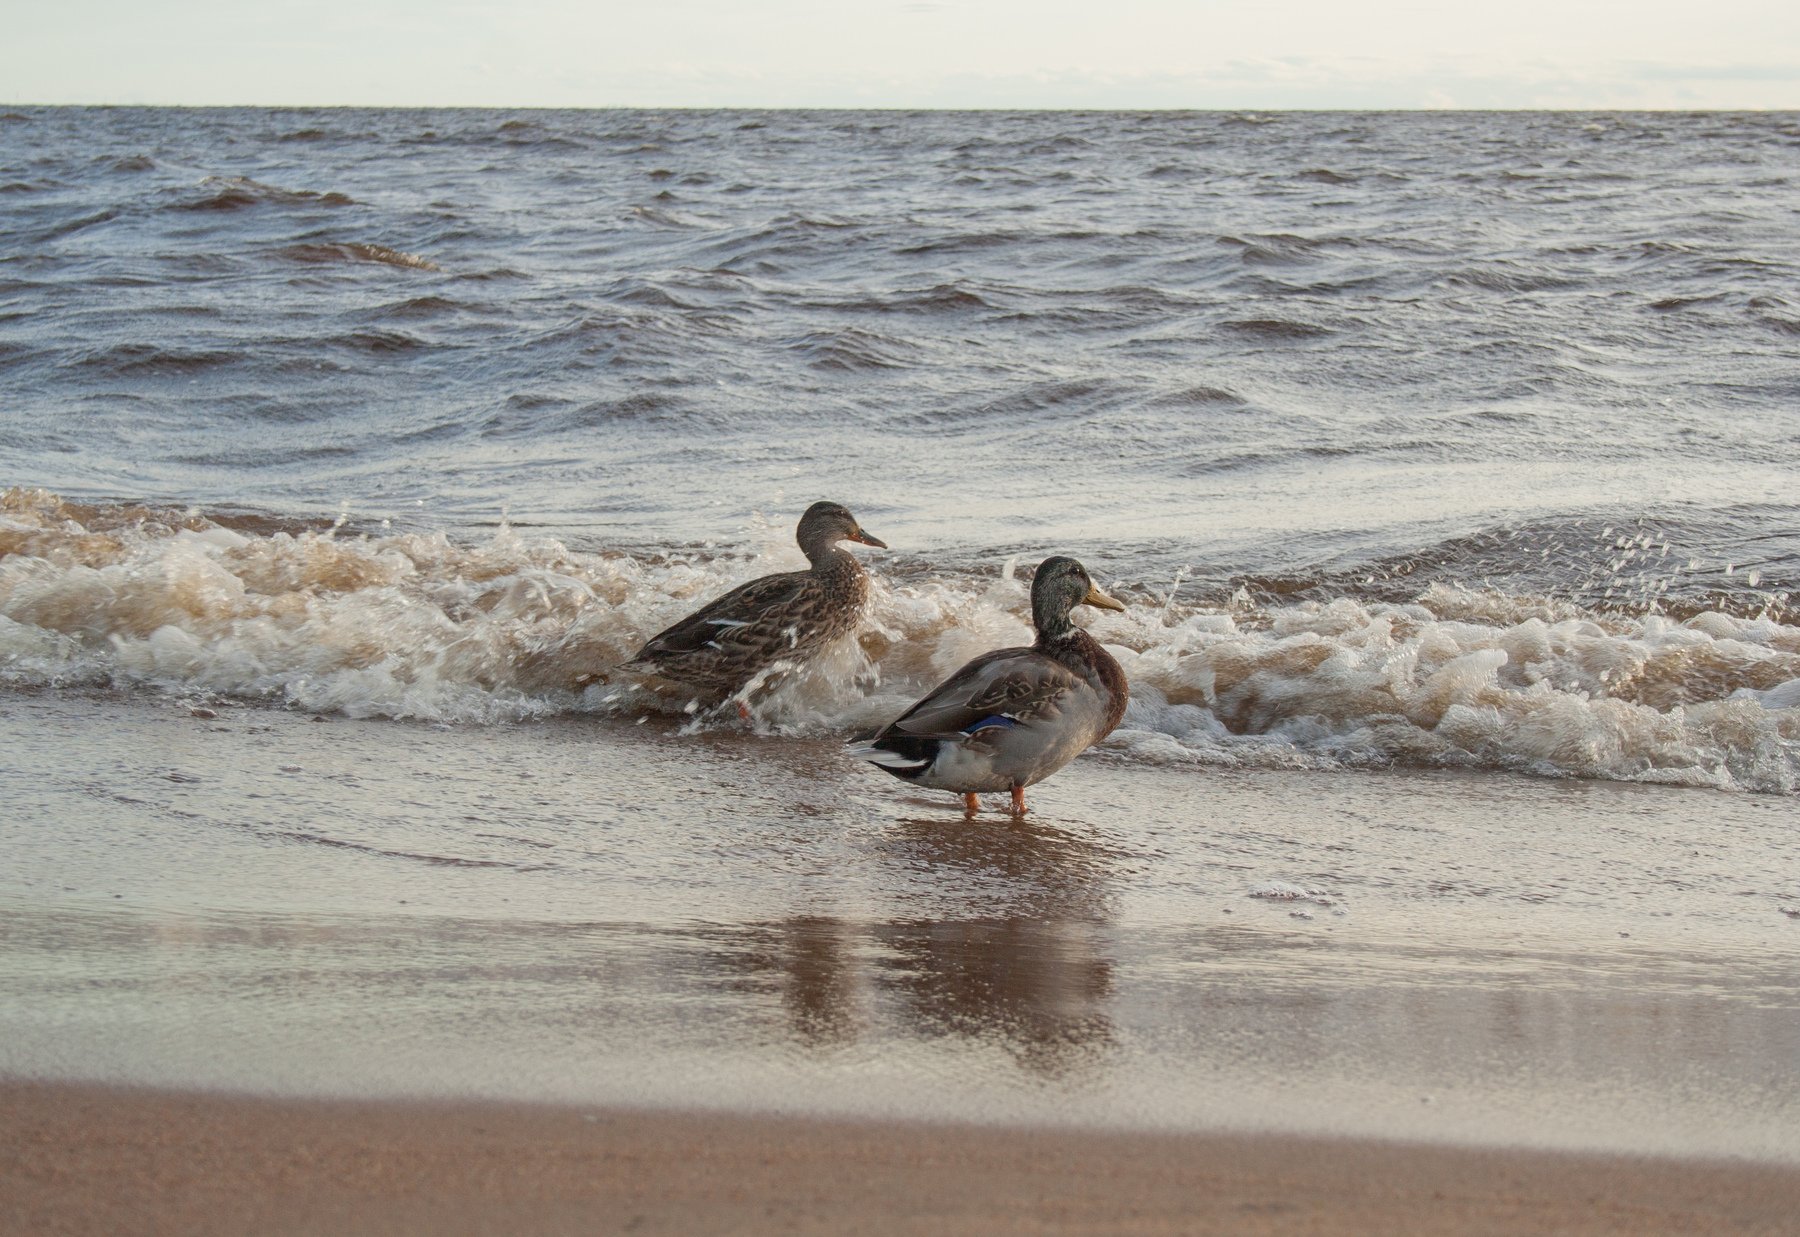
623, 501, 886, 715
849, 556, 1128, 815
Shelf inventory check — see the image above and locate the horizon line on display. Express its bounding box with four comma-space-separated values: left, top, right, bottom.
6, 102, 1798, 113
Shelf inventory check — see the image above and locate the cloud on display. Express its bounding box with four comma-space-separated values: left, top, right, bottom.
3, 0, 1797, 108
1631, 62, 1800, 82
559, 59, 1798, 110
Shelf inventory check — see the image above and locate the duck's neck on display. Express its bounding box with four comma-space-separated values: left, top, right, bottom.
802, 539, 857, 574
803, 540, 870, 615
1032, 598, 1076, 644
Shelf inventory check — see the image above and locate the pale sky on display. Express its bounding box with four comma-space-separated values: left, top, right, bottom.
6, 0, 1799, 109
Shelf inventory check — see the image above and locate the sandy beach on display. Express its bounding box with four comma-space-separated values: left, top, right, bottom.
5, 101, 1800, 1236
4, 688, 1799, 1203
7, 1080, 1800, 1237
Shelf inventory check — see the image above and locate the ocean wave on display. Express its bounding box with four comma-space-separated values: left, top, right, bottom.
176, 176, 355, 212
277, 242, 439, 270
967, 378, 1119, 420
1440, 265, 1582, 293
1218, 232, 1370, 267
680, 216, 867, 270
1144, 385, 1244, 408
1109, 590, 1798, 794
1224, 514, 1794, 623
35, 207, 120, 242
782, 327, 920, 372
628, 203, 707, 230
807, 282, 1005, 315
550, 392, 699, 430
600, 277, 707, 309
368, 295, 473, 318
492, 119, 589, 151
894, 230, 1055, 257
0, 339, 45, 370
1218, 318, 1334, 340
1182, 445, 1358, 476
70, 343, 243, 376
1649, 294, 1726, 311
2, 491, 1794, 795
322, 328, 433, 354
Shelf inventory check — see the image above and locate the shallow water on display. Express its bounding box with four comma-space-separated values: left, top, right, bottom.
3, 693, 1798, 1159
3, 488, 1796, 791
3, 109, 1799, 1157
4, 108, 1798, 791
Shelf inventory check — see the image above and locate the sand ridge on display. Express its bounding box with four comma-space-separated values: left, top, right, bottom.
4, 1081, 1798, 1236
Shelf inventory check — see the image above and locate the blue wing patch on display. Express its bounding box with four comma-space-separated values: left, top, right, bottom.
962, 715, 1018, 735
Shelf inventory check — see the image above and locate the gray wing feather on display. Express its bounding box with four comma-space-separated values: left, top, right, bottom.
881, 648, 1082, 738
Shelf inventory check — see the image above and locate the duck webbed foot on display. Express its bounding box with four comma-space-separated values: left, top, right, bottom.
962, 792, 981, 817
1009, 784, 1027, 816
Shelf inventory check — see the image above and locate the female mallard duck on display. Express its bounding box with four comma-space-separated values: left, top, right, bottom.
850, 556, 1127, 815
624, 501, 886, 715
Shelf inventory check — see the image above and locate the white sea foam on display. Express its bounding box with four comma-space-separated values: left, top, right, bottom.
2, 490, 1797, 793
1247, 881, 1335, 904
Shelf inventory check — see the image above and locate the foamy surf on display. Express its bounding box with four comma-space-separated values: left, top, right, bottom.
2, 489, 1796, 793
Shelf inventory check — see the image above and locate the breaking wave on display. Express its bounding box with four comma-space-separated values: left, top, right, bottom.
277, 242, 440, 270
3, 490, 1795, 794
175, 175, 355, 211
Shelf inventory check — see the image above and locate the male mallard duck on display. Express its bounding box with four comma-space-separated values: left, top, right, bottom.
624, 501, 886, 715
849, 556, 1127, 815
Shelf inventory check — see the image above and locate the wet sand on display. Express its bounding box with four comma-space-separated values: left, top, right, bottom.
4, 690, 1800, 1164
6, 1080, 1799, 1237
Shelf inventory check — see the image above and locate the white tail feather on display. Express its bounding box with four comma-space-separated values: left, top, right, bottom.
846, 742, 928, 770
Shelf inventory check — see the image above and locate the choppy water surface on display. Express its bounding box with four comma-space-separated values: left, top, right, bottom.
3, 108, 1799, 791
3, 107, 1800, 1154
4, 108, 1798, 584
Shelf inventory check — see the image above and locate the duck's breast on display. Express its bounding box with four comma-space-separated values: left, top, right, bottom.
1001, 679, 1114, 787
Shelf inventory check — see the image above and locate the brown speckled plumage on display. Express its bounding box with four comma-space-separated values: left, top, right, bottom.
624, 502, 884, 710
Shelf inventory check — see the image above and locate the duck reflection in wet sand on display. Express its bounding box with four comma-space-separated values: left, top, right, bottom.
882, 916, 1114, 1077
755, 816, 1119, 1076
769, 915, 863, 1048
749, 911, 1115, 1079
882, 811, 1123, 923
849, 556, 1128, 816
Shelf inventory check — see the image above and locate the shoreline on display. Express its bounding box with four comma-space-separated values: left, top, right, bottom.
6, 1080, 1800, 1236
4, 691, 1800, 1165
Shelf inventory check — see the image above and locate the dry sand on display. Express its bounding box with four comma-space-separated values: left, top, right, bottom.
4, 1080, 1797, 1237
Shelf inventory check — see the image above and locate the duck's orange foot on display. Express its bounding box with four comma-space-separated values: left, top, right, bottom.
1010, 784, 1027, 815
962, 792, 980, 817
736, 702, 752, 722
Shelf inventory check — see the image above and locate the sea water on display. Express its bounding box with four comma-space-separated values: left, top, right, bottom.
2, 108, 1798, 1157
